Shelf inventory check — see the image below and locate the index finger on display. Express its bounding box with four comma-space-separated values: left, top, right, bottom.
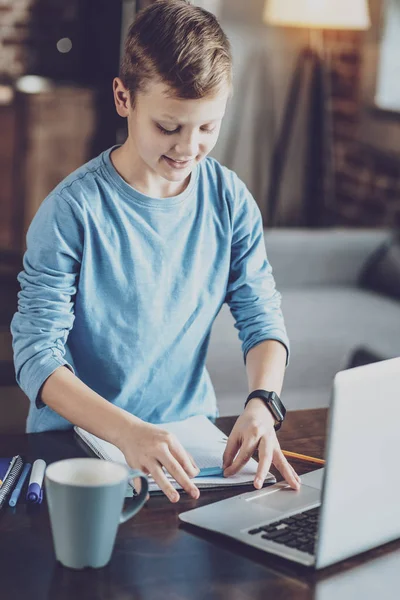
224, 441, 256, 478
273, 449, 301, 490
254, 437, 273, 489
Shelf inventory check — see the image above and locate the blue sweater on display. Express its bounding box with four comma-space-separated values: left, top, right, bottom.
11, 147, 289, 433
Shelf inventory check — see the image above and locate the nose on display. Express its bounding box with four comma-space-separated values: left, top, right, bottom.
173, 130, 199, 159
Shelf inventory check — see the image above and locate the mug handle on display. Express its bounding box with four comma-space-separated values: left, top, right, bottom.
119, 469, 149, 524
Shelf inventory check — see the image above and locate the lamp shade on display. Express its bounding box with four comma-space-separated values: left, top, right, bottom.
263, 0, 370, 30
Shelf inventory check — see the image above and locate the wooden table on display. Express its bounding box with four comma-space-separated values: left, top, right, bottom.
0, 409, 399, 600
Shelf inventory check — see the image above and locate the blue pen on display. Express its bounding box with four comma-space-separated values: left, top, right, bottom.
9, 463, 31, 507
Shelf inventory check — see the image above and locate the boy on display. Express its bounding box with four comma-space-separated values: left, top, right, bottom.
11, 0, 300, 502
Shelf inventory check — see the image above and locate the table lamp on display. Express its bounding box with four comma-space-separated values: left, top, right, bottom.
263, 0, 370, 226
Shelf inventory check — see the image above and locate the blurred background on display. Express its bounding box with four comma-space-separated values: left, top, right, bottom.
1, 0, 400, 431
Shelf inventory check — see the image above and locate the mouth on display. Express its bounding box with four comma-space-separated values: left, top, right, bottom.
163, 156, 193, 169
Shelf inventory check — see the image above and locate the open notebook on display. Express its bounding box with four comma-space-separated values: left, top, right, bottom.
74, 415, 276, 494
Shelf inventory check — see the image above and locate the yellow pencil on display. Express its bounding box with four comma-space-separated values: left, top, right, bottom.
282, 450, 325, 465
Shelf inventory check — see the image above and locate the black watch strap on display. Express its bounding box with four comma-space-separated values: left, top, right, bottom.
245, 389, 286, 430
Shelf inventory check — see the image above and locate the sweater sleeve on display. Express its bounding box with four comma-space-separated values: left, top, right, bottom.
224, 177, 289, 363
10, 193, 83, 407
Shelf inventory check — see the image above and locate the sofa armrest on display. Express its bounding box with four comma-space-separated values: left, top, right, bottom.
264, 228, 390, 288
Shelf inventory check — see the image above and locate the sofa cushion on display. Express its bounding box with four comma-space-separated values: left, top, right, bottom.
281, 287, 400, 393
359, 232, 400, 301
264, 229, 390, 289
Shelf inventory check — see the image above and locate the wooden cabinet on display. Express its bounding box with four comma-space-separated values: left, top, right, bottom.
0, 84, 95, 254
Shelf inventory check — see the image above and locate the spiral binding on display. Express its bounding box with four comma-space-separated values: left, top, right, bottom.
0, 456, 24, 508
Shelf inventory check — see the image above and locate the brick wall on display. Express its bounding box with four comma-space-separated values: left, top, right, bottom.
325, 29, 400, 227
0, 0, 83, 82
0, 0, 32, 78
334, 140, 400, 227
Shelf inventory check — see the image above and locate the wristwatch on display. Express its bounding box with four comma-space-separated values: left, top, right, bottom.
244, 389, 286, 431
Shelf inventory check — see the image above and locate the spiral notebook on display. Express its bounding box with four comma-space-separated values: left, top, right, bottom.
74, 415, 276, 494
0, 456, 18, 486
0, 456, 23, 508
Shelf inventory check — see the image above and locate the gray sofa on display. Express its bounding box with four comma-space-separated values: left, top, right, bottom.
208, 228, 400, 416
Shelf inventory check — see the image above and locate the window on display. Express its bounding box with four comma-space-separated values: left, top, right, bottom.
375, 0, 400, 111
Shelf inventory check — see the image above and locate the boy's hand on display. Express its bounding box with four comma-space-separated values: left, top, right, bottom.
223, 398, 301, 490
120, 420, 200, 503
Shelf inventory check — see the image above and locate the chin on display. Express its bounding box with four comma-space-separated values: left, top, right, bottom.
166, 170, 191, 181
161, 165, 194, 182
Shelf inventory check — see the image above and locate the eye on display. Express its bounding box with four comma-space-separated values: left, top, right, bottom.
201, 126, 216, 134
156, 124, 180, 135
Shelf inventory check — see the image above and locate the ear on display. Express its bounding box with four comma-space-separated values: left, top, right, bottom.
113, 77, 132, 118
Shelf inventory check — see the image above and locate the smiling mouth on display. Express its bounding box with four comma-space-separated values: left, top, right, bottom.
163, 156, 194, 168
166, 157, 193, 163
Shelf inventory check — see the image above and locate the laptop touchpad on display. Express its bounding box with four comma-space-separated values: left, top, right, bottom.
246, 484, 321, 513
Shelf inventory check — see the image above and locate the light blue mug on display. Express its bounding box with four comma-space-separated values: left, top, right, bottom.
45, 458, 148, 569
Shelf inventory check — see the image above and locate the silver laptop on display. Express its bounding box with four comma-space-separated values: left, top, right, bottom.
179, 357, 400, 569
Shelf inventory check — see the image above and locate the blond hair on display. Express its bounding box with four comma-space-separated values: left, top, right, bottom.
120, 0, 232, 103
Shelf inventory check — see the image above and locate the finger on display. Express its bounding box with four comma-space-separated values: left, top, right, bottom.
273, 449, 301, 490
149, 461, 181, 503
285, 460, 301, 484
169, 438, 199, 478
131, 464, 150, 495
224, 440, 256, 478
289, 463, 301, 484
186, 451, 200, 474
162, 450, 200, 499
254, 437, 273, 489
222, 433, 240, 470
133, 476, 144, 494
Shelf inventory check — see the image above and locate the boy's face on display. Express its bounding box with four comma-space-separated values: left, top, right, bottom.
114, 78, 229, 194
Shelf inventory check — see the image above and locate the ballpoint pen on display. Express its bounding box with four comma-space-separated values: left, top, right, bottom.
9, 463, 32, 507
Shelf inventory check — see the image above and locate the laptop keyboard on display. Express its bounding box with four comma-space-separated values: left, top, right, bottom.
247, 507, 320, 555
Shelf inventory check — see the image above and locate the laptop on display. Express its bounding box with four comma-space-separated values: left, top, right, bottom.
179, 357, 400, 569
